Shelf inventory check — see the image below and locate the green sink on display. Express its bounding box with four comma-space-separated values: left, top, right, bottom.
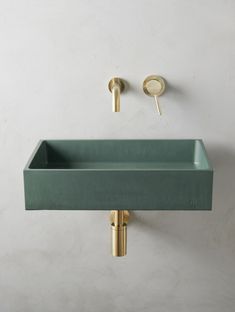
24, 140, 213, 210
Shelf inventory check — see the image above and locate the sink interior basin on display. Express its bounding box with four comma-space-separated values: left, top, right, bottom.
24, 139, 213, 210
28, 140, 210, 170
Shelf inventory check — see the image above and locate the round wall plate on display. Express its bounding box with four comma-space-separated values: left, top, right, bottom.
143, 75, 166, 97
108, 77, 125, 93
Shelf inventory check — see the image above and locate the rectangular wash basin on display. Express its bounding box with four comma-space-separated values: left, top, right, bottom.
24, 139, 213, 210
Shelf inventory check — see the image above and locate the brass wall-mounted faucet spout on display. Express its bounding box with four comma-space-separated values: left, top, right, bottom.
108, 77, 125, 112
110, 210, 129, 256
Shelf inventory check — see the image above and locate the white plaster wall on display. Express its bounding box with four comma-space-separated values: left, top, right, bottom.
0, 0, 235, 311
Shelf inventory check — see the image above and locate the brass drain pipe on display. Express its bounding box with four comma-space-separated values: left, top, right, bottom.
110, 210, 129, 257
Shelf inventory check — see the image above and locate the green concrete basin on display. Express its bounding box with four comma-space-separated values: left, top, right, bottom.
24, 139, 213, 210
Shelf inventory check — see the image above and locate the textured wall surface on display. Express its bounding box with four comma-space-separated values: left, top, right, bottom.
0, 0, 235, 311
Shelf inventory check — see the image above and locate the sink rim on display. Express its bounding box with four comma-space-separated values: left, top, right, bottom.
24, 139, 213, 172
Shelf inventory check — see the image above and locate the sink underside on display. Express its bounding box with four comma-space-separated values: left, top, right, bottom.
24, 140, 213, 210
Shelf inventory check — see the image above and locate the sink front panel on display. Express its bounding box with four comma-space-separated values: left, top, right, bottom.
24, 140, 213, 210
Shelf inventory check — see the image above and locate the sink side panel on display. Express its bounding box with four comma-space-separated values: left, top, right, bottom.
24, 170, 213, 210
27, 141, 48, 169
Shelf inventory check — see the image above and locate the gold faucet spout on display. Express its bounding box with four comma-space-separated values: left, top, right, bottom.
112, 84, 120, 112
108, 77, 125, 112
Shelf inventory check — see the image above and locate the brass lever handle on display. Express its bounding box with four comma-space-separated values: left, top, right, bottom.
143, 75, 166, 115
154, 95, 162, 115
108, 77, 125, 112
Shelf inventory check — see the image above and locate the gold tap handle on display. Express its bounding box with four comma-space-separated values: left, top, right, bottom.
154, 95, 162, 115
143, 75, 166, 116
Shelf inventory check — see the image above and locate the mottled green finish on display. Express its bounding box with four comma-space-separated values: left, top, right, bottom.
24, 140, 213, 210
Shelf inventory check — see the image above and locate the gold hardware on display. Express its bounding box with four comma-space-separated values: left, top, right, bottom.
143, 75, 166, 115
110, 210, 129, 257
108, 77, 125, 112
